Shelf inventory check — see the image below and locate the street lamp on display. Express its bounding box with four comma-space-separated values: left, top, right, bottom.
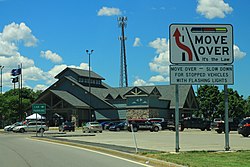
0, 65, 4, 94
86, 50, 94, 121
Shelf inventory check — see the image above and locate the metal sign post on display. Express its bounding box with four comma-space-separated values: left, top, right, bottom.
175, 85, 180, 152
224, 85, 230, 151
130, 124, 138, 153
32, 104, 46, 137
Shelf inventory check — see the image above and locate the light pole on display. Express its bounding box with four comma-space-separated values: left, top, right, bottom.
86, 50, 94, 121
0, 65, 4, 94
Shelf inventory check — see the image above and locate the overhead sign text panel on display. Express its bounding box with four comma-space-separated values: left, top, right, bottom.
170, 65, 234, 85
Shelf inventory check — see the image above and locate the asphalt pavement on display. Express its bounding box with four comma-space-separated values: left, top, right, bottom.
41, 128, 250, 152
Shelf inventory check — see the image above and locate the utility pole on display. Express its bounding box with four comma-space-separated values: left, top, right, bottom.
118, 16, 128, 87
86, 50, 94, 122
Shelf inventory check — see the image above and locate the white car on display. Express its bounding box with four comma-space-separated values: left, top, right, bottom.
4, 122, 23, 131
82, 122, 102, 133
13, 121, 49, 133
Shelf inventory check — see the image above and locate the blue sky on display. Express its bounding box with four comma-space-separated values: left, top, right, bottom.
0, 0, 249, 97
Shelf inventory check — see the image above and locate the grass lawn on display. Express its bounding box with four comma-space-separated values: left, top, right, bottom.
140, 150, 250, 167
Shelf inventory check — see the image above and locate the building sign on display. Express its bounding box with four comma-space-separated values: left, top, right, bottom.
170, 65, 234, 85
32, 104, 46, 114
170, 24, 233, 64
127, 97, 148, 106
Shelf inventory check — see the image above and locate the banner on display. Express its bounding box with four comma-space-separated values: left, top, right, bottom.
11, 68, 21, 76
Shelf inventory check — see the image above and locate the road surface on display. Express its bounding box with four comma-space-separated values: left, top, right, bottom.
0, 133, 149, 167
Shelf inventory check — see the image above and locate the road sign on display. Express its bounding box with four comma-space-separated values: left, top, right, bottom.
170, 24, 233, 64
170, 65, 234, 85
32, 104, 46, 114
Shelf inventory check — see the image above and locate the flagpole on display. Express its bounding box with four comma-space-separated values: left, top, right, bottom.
20, 63, 22, 121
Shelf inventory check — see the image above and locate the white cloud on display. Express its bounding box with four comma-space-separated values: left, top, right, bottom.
40, 50, 63, 63
132, 38, 171, 85
196, 0, 233, 19
234, 45, 246, 59
1, 22, 38, 47
0, 22, 91, 92
97, 7, 122, 16
46, 63, 89, 85
149, 75, 169, 82
148, 38, 170, 76
0, 40, 18, 56
133, 78, 154, 86
133, 37, 142, 47
33, 84, 49, 91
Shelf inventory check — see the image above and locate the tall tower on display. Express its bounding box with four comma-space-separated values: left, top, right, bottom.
118, 16, 128, 87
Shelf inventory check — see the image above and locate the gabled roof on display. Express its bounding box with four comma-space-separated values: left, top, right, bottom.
55, 67, 105, 80
37, 67, 194, 111
63, 76, 116, 108
108, 85, 192, 109
50, 90, 89, 108
124, 87, 149, 96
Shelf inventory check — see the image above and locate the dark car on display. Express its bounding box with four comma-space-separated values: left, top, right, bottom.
59, 121, 75, 132
182, 117, 211, 131
109, 122, 128, 131
127, 119, 162, 132
238, 118, 250, 137
100, 121, 110, 130
104, 121, 121, 130
213, 118, 241, 134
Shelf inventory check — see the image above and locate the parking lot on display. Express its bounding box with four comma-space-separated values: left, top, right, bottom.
2, 127, 249, 152
48, 129, 250, 152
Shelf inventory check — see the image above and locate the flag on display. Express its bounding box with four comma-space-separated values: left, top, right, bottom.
12, 76, 19, 83
11, 68, 21, 76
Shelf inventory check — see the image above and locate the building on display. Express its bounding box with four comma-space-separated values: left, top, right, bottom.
32, 67, 198, 126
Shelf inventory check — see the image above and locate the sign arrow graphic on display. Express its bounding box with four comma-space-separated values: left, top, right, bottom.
173, 28, 193, 61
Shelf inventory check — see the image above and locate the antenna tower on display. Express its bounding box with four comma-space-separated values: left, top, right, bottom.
118, 16, 128, 87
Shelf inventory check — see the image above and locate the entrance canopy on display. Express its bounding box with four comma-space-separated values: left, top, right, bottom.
26, 113, 45, 120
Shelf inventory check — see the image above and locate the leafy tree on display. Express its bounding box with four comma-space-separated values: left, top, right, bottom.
196, 85, 220, 119
197, 85, 247, 120
0, 88, 42, 124
244, 96, 250, 116
217, 88, 246, 119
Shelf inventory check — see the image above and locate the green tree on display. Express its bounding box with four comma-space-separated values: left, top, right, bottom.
244, 96, 250, 116
217, 88, 246, 119
196, 85, 220, 119
0, 88, 42, 124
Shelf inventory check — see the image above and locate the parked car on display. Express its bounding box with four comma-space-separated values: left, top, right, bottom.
127, 119, 162, 132
109, 121, 128, 131
59, 121, 75, 132
12, 121, 49, 133
213, 118, 241, 134
182, 117, 211, 131
238, 118, 250, 137
104, 121, 121, 130
210, 118, 224, 129
82, 122, 102, 133
147, 118, 170, 130
100, 121, 110, 130
4, 122, 23, 131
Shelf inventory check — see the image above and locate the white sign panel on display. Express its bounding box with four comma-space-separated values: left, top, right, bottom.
170, 24, 233, 64
170, 65, 234, 85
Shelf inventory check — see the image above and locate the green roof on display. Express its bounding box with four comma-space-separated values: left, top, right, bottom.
50, 90, 89, 108
55, 67, 105, 80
